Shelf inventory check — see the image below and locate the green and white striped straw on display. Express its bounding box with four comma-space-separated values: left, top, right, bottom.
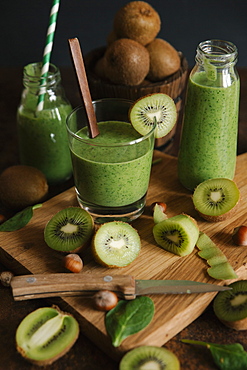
36, 0, 60, 112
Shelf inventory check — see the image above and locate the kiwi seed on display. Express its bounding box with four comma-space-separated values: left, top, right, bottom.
153, 214, 199, 257
129, 93, 177, 139
146, 38, 181, 81
103, 38, 150, 86
113, 1, 161, 46
213, 280, 247, 330
44, 207, 94, 253
92, 221, 141, 268
16, 305, 79, 366
119, 345, 180, 370
0, 165, 48, 210
192, 178, 240, 222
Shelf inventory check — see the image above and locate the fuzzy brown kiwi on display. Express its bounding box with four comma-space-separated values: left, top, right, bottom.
113, 1, 161, 46
103, 38, 150, 85
0, 165, 48, 210
146, 38, 181, 81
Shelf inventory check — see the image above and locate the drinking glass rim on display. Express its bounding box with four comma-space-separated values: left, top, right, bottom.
66, 99, 157, 147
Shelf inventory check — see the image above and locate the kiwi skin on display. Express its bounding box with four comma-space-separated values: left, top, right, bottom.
103, 38, 150, 86
213, 280, 247, 330
113, 1, 161, 46
0, 165, 48, 210
146, 38, 181, 81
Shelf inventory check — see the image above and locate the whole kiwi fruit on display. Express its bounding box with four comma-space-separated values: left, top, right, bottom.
146, 38, 181, 81
113, 1, 161, 46
0, 165, 48, 209
103, 38, 150, 85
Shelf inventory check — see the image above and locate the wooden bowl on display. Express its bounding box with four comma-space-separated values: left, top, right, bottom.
85, 47, 188, 148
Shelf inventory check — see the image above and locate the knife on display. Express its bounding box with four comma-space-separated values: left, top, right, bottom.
9, 273, 231, 301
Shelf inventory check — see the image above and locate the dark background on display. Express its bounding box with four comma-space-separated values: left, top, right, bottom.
2, 0, 247, 68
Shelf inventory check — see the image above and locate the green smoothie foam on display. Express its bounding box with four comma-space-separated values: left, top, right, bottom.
17, 94, 72, 184
71, 121, 153, 207
178, 71, 240, 190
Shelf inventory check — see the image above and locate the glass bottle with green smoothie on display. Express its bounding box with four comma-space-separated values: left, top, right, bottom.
17, 62, 73, 185
178, 40, 240, 190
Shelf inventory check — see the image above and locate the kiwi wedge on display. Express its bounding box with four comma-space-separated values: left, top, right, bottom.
153, 214, 199, 256
44, 207, 94, 253
129, 93, 177, 139
119, 345, 180, 370
153, 203, 168, 224
92, 221, 141, 267
192, 178, 240, 222
196, 232, 238, 280
16, 305, 79, 366
213, 280, 247, 330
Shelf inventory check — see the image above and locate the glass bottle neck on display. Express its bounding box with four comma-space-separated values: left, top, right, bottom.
23, 62, 61, 90
195, 39, 238, 68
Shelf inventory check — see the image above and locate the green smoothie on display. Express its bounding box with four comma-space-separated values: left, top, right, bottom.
17, 94, 72, 184
178, 71, 240, 190
71, 121, 153, 207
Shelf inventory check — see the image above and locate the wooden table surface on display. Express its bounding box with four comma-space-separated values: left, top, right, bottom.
0, 67, 246, 369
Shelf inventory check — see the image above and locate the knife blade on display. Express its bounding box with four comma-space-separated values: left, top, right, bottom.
10, 273, 232, 301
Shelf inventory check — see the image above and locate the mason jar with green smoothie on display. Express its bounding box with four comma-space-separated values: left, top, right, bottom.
17, 62, 73, 185
178, 40, 240, 190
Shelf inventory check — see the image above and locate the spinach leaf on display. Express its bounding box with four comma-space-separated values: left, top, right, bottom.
105, 296, 154, 347
182, 339, 247, 370
0, 204, 42, 232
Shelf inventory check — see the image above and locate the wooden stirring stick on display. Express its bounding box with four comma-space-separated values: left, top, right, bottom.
68, 38, 99, 138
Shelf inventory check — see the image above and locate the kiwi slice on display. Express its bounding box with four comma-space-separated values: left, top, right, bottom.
16, 305, 79, 366
92, 221, 141, 267
44, 207, 94, 253
119, 345, 180, 370
213, 280, 247, 330
196, 232, 238, 280
153, 214, 199, 256
129, 93, 177, 139
192, 178, 240, 222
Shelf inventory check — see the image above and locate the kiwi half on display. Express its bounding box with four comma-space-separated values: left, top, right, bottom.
153, 214, 199, 256
192, 178, 240, 222
119, 345, 180, 370
129, 93, 177, 139
44, 207, 94, 253
213, 280, 247, 330
92, 221, 141, 267
16, 305, 79, 366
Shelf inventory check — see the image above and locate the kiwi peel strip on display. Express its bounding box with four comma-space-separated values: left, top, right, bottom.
196, 232, 238, 280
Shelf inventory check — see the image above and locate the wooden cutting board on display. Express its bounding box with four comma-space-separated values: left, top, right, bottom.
0, 151, 247, 360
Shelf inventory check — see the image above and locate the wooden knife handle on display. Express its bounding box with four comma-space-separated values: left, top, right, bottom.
10, 273, 136, 301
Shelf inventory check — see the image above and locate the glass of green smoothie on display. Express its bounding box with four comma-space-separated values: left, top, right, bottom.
66, 98, 156, 223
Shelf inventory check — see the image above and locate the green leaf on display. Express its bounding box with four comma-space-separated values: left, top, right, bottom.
182, 340, 247, 370
0, 204, 42, 232
105, 296, 155, 347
